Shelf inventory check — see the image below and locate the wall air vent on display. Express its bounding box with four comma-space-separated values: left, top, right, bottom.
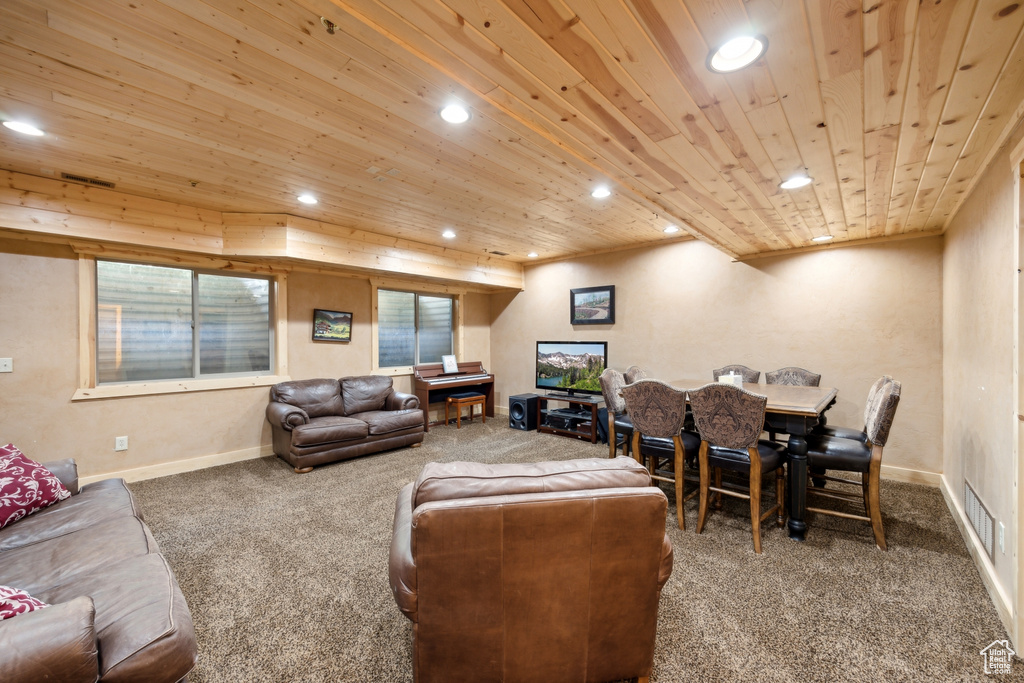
60, 172, 116, 189
964, 480, 995, 560
489, 250, 509, 256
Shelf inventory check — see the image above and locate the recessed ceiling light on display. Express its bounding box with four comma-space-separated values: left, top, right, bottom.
663, 225, 680, 234
591, 186, 611, 199
3, 121, 44, 136
442, 229, 456, 239
297, 193, 318, 205
811, 235, 834, 243
780, 175, 813, 190
528, 252, 538, 258
439, 104, 470, 124
707, 35, 768, 73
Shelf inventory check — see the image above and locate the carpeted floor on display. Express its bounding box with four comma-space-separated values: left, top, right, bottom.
130, 421, 1018, 682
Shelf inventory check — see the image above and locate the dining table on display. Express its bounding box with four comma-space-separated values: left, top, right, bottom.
669, 378, 839, 541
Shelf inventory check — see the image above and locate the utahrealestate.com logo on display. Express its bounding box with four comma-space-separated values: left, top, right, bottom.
981, 640, 1015, 675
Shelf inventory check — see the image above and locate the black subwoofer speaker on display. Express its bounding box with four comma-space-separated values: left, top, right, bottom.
508, 393, 539, 431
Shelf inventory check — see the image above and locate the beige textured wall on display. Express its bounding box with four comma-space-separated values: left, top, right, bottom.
0, 240, 490, 478
942, 122, 1024, 602
490, 236, 944, 475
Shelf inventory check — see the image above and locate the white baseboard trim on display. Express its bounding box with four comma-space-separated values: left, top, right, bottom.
80, 445, 273, 486
939, 474, 1015, 642
880, 464, 941, 486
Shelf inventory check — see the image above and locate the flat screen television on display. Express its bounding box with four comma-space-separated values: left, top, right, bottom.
535, 340, 608, 396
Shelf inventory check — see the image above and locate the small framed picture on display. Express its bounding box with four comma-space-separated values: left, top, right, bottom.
441, 354, 459, 374
571, 285, 615, 325
312, 309, 352, 342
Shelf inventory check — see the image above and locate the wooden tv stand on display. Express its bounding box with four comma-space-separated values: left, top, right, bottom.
537, 394, 603, 443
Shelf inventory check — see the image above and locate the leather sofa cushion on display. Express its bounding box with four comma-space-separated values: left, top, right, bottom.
270, 379, 343, 418
0, 479, 141, 553
291, 416, 368, 446
38, 553, 197, 682
347, 409, 424, 435
341, 375, 393, 414
412, 456, 651, 508
806, 434, 872, 473
0, 517, 157, 594
707, 440, 787, 473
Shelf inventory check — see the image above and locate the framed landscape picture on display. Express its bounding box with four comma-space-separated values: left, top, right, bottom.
312, 309, 352, 342
570, 285, 615, 325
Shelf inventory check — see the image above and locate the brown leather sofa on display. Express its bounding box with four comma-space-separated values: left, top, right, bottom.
267, 375, 425, 473
389, 456, 673, 683
0, 459, 197, 682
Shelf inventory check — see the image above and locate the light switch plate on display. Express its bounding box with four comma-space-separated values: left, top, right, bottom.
0, 358, 11, 373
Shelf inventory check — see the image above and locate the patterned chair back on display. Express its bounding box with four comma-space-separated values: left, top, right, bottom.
862, 375, 893, 429
599, 368, 628, 415
765, 367, 821, 387
688, 383, 768, 450
624, 365, 648, 384
712, 365, 760, 384
620, 380, 687, 439
865, 379, 901, 447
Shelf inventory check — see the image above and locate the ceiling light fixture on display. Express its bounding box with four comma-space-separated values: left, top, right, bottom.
780, 175, 813, 190
707, 35, 768, 73
663, 225, 680, 234
297, 193, 318, 205
3, 121, 44, 136
442, 229, 456, 239
528, 252, 538, 258
591, 186, 611, 199
811, 235, 834, 243
439, 104, 470, 124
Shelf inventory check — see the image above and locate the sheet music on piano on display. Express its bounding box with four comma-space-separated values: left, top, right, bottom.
413, 360, 495, 432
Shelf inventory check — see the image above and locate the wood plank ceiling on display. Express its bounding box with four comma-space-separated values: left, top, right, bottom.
1, 0, 1023, 262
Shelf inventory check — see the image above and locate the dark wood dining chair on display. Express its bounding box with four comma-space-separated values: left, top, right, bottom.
688, 383, 787, 553
804, 378, 901, 550
599, 368, 633, 459
765, 367, 821, 386
621, 379, 700, 530
712, 364, 760, 383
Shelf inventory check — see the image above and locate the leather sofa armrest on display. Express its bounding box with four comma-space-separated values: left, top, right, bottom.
41, 458, 79, 495
266, 402, 309, 430
657, 534, 674, 590
0, 596, 99, 683
388, 482, 418, 622
386, 390, 420, 411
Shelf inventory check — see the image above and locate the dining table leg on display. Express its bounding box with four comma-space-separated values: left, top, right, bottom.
787, 434, 809, 541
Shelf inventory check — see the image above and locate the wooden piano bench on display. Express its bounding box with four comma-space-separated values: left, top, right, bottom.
445, 392, 486, 429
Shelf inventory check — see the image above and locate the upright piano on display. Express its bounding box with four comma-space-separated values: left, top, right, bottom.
413, 361, 495, 431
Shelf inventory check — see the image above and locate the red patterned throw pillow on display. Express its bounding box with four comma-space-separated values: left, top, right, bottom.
0, 585, 49, 620
0, 444, 71, 530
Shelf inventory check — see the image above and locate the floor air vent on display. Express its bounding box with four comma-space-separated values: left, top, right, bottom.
60, 172, 116, 189
964, 480, 994, 560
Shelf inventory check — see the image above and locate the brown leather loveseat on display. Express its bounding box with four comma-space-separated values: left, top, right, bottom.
389, 456, 673, 683
267, 375, 425, 473
0, 458, 197, 682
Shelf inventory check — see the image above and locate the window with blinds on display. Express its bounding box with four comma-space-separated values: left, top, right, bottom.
378, 289, 453, 367
96, 261, 272, 383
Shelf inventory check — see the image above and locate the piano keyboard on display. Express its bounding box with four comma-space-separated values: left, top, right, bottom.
422, 373, 491, 385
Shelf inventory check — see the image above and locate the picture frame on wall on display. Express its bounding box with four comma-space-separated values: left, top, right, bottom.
312, 309, 353, 342
570, 285, 615, 325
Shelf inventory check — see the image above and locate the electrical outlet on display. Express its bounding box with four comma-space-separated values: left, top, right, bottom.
999, 522, 1005, 553
114, 436, 128, 452
0, 358, 11, 373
